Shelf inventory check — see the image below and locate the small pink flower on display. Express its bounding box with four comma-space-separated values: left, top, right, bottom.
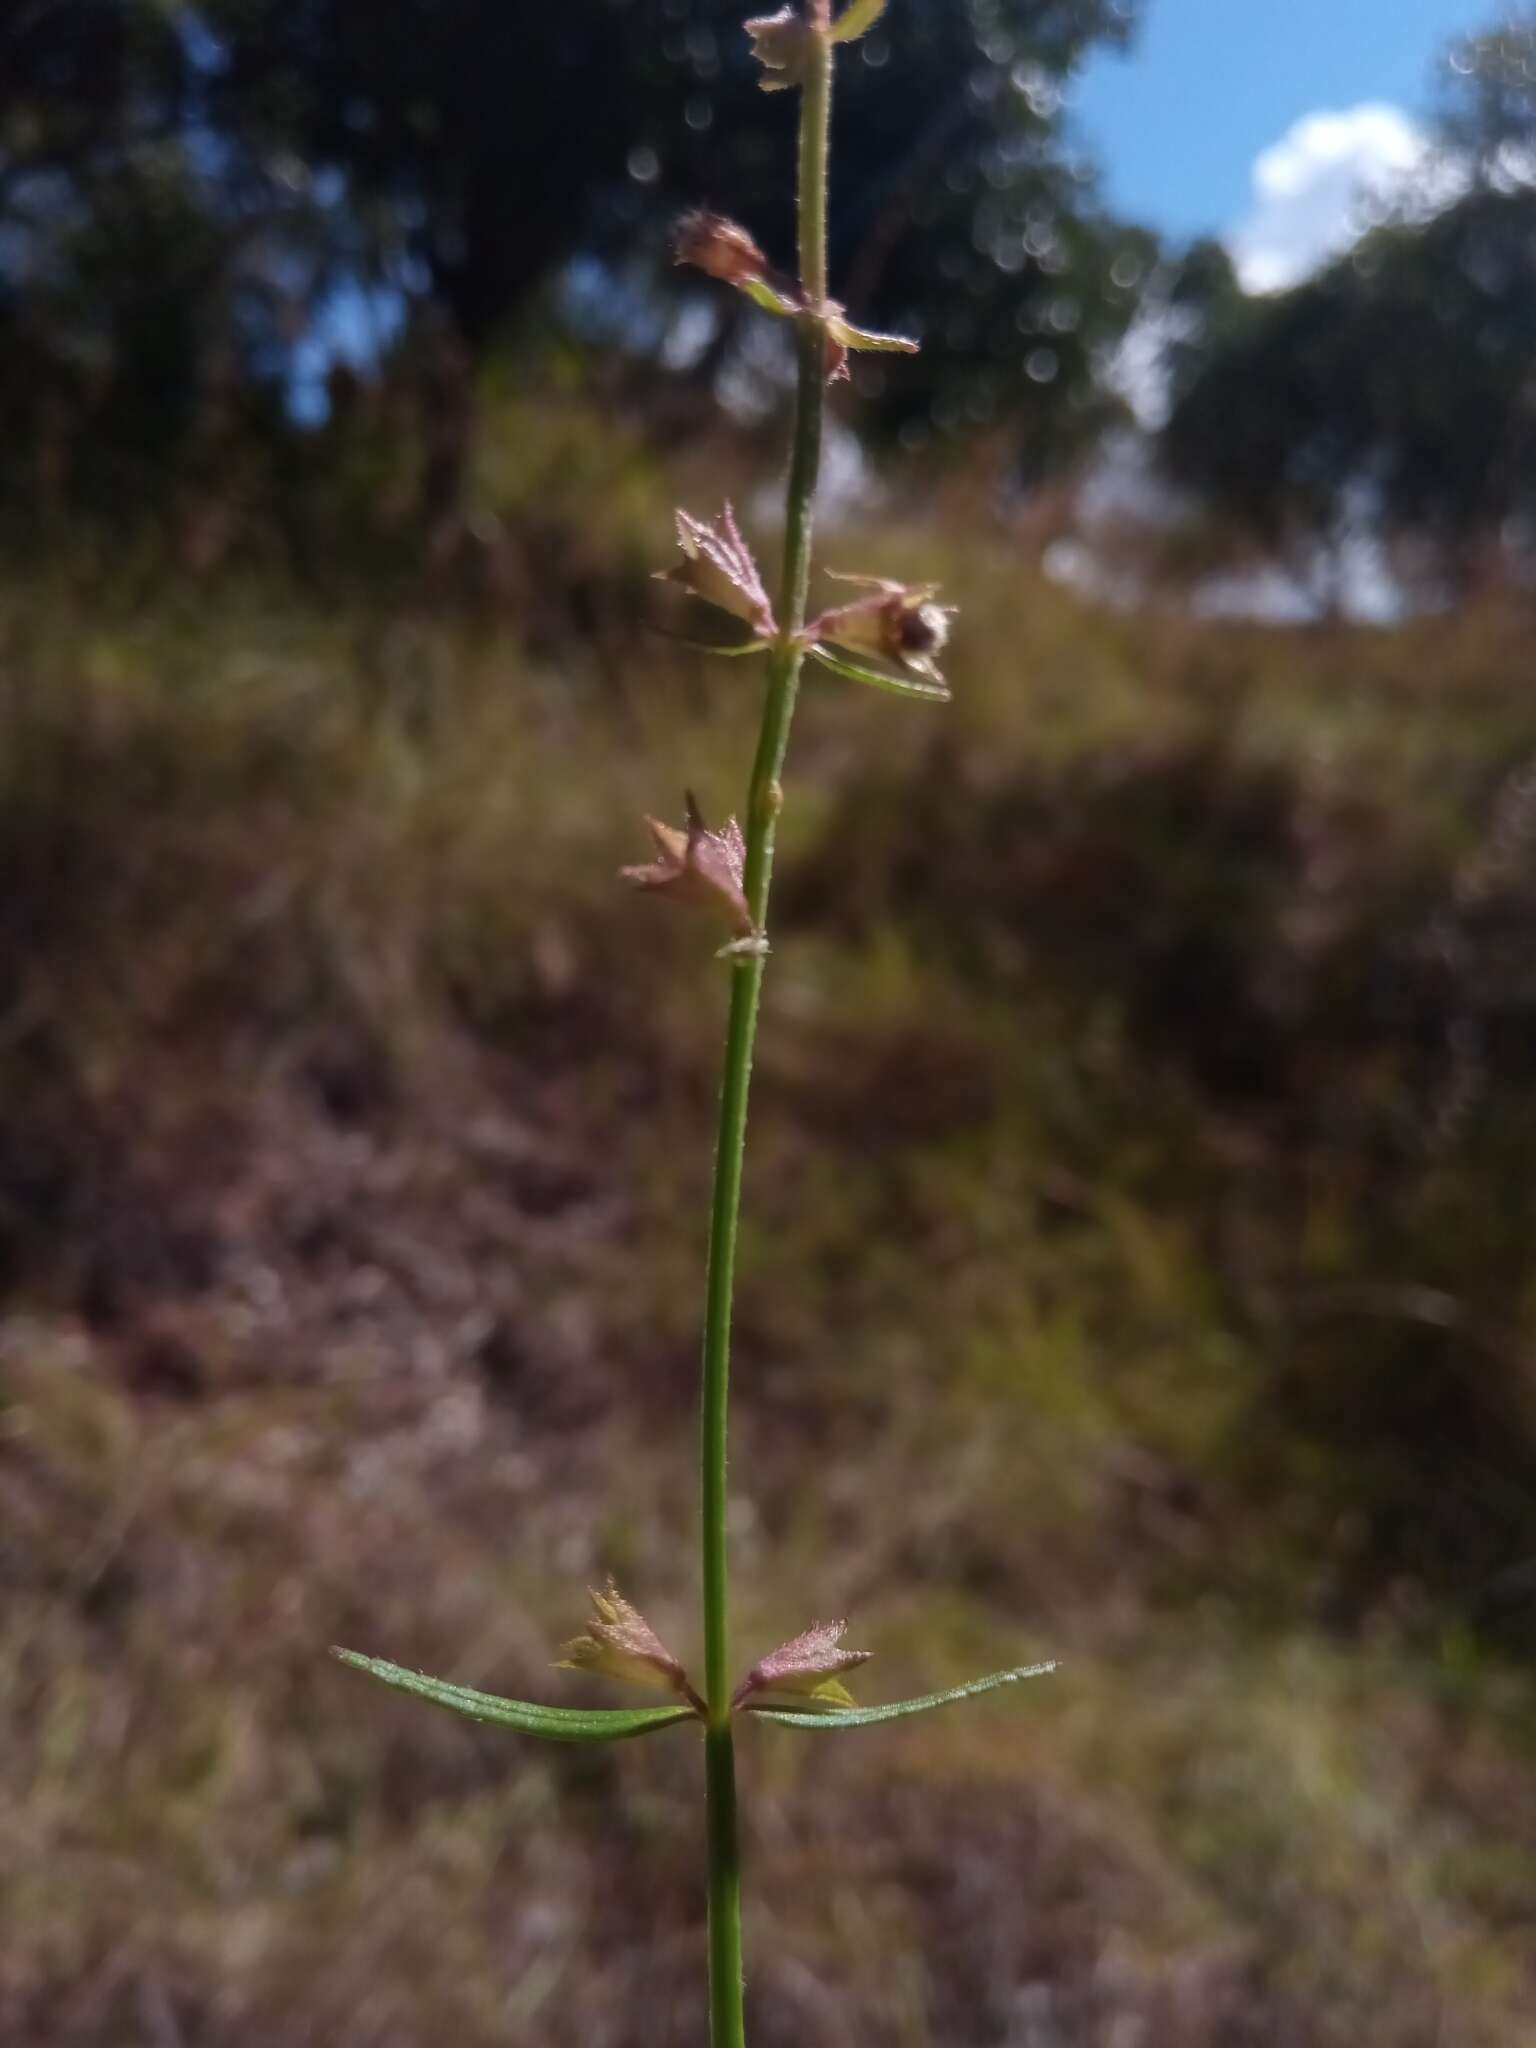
808, 574, 955, 690
557, 1582, 704, 1713
732, 1618, 873, 1711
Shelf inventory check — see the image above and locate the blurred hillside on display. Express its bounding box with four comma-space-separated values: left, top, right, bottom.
3, 387, 1536, 2041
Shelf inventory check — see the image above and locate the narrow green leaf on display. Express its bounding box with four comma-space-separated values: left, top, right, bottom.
809, 643, 951, 702
650, 625, 771, 658
830, 0, 889, 45
745, 1661, 1057, 1728
829, 319, 918, 354
333, 1649, 699, 1742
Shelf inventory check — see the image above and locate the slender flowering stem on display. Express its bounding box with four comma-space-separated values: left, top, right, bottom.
333, 17, 1037, 2034
699, 23, 834, 2048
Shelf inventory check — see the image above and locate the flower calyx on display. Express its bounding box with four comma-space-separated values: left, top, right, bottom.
557, 1581, 705, 1715
621, 791, 756, 939
746, 0, 888, 90
807, 573, 956, 695
655, 503, 777, 642
744, 6, 818, 91
731, 1618, 873, 1712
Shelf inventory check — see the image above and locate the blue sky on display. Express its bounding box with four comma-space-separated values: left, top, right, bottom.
1074, 0, 1490, 248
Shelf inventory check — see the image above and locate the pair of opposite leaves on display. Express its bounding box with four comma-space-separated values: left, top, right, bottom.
336, 1582, 1053, 1743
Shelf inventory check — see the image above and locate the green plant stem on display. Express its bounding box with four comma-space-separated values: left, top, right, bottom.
698, 25, 834, 2048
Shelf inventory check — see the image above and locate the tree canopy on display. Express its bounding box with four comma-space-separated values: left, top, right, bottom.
198, 0, 1149, 437
1437, 9, 1536, 181
1160, 9, 1536, 593
0, 0, 1153, 546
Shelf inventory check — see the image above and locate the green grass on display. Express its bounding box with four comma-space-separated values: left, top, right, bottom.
2, 524, 1536, 2043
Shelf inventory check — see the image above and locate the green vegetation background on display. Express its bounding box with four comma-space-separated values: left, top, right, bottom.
3, 386, 1536, 2045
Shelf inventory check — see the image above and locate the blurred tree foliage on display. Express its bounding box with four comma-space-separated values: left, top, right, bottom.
0, 0, 1151, 551
1437, 9, 1536, 179
0, 1, 371, 552
194, 0, 1156, 455
1161, 11, 1536, 596
0, 2, 197, 503
0, 0, 188, 193
1162, 192, 1536, 594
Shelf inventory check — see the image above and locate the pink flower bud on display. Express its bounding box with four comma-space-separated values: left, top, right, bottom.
732, 1618, 873, 1711
673, 210, 802, 320
674, 210, 770, 289
557, 1582, 704, 1713
655, 504, 778, 640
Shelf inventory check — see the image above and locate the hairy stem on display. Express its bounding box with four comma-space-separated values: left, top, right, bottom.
699, 25, 834, 2048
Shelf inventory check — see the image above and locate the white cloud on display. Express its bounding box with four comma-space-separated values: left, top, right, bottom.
1228, 103, 1459, 294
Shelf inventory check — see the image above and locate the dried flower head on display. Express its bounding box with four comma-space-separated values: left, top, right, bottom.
621, 792, 754, 937
558, 1582, 704, 1712
745, 5, 817, 91
746, 0, 888, 91
808, 573, 955, 689
732, 1619, 873, 1711
656, 504, 777, 641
